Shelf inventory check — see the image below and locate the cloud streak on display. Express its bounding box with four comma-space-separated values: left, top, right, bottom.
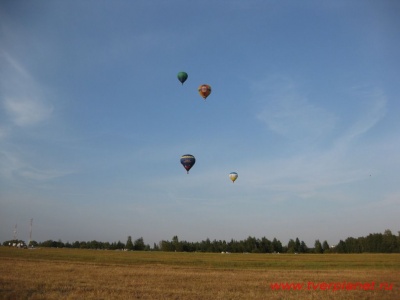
1, 51, 53, 128
247, 77, 389, 202
0, 52, 68, 183
254, 77, 337, 146
335, 87, 386, 147
4, 96, 53, 127
0, 149, 74, 184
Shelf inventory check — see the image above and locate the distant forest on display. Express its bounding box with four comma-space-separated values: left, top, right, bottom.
3, 229, 399, 254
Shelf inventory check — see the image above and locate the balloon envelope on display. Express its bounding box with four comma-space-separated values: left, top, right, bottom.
229, 172, 238, 183
180, 154, 196, 174
198, 84, 211, 99
177, 72, 188, 85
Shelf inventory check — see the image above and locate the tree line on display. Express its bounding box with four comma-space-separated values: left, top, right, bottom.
1, 236, 150, 251
2, 229, 399, 253
159, 229, 399, 253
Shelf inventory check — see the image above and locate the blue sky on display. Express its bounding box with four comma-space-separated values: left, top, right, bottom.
1, 0, 399, 247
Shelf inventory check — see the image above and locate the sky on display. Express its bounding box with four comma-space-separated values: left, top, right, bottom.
1, 0, 399, 248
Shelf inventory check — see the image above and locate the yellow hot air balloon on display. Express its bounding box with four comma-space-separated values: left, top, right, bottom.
229, 172, 238, 183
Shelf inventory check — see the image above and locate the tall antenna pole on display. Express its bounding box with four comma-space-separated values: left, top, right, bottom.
13, 224, 17, 240
29, 218, 33, 246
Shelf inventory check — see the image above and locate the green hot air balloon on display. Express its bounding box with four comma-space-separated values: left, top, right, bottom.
177, 72, 188, 85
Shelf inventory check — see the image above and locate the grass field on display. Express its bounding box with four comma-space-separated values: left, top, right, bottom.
0, 247, 399, 299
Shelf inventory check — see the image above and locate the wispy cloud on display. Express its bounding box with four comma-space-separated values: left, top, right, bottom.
4, 96, 53, 127
335, 86, 386, 148
254, 76, 337, 145
0, 52, 67, 182
0, 149, 74, 183
1, 51, 53, 128
247, 77, 389, 201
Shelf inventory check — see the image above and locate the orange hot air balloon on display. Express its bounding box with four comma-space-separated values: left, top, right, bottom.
198, 84, 211, 100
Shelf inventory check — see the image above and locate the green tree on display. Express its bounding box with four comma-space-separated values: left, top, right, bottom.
398, 231, 400, 252
295, 238, 301, 253
160, 240, 173, 251
153, 243, 159, 251
28, 240, 39, 247
40, 240, 54, 247
88, 240, 101, 249
382, 229, 398, 253
287, 239, 296, 253
335, 240, 347, 253
202, 238, 212, 252
272, 238, 283, 253
299, 241, 308, 253
314, 239, 323, 253
110, 240, 125, 250
322, 240, 330, 253
134, 237, 146, 251
245, 236, 259, 253
259, 237, 272, 253
172, 235, 181, 251
126, 236, 134, 250
344, 237, 361, 253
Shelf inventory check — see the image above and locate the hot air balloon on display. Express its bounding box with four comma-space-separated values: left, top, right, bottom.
198, 84, 211, 100
180, 154, 196, 174
177, 72, 188, 85
229, 172, 238, 183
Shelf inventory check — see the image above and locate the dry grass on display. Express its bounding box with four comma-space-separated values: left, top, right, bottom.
0, 248, 399, 299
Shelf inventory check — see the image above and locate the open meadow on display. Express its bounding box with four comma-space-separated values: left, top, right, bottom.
0, 247, 399, 299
